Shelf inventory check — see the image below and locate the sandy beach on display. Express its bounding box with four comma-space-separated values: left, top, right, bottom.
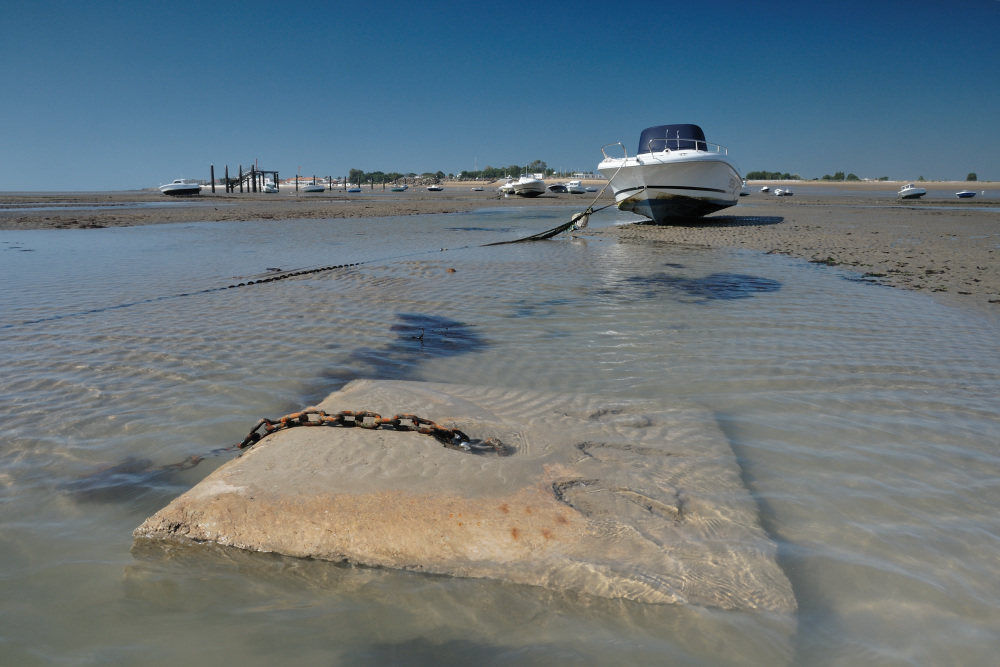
3, 180, 997, 315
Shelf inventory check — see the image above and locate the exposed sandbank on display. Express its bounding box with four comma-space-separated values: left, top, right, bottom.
3, 182, 997, 316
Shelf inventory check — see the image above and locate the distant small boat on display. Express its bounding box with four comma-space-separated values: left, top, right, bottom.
427, 185, 443, 191
301, 181, 325, 193
897, 183, 926, 199
773, 188, 793, 196
956, 190, 976, 198
760, 185, 770, 193
346, 188, 362, 193
566, 180, 587, 194
262, 180, 278, 193
548, 183, 568, 193
159, 179, 202, 196
471, 186, 484, 192
390, 184, 408, 192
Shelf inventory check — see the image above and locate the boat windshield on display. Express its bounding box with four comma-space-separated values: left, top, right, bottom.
638, 124, 707, 154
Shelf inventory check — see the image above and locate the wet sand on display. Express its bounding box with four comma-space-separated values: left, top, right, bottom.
0, 185, 589, 229
3, 181, 998, 315
590, 204, 1000, 316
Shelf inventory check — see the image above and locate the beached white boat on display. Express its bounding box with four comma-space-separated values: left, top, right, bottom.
548, 183, 568, 193
262, 180, 279, 193
956, 190, 976, 198
301, 182, 325, 193
597, 124, 742, 221
566, 180, 587, 194
390, 184, 408, 192
427, 184, 443, 191
498, 178, 515, 195
159, 179, 202, 196
512, 175, 546, 197
760, 185, 770, 193
773, 188, 793, 196
897, 183, 926, 199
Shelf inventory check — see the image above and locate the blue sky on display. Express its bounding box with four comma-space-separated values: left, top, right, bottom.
2, 0, 998, 191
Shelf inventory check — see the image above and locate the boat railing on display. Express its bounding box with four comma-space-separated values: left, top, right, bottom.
642, 138, 729, 157
601, 139, 729, 163
600, 142, 628, 162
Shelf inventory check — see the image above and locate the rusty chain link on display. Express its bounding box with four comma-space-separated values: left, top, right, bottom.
237, 409, 508, 456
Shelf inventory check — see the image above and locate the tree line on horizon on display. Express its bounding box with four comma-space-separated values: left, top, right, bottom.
347, 160, 584, 185
747, 170, 980, 182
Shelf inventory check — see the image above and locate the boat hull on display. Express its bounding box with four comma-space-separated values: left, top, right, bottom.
598, 154, 741, 222
159, 184, 201, 196
513, 178, 546, 197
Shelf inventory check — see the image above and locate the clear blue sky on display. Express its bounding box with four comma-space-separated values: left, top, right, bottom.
2, 0, 998, 191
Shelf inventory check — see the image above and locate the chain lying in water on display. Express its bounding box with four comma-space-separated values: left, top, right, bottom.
237, 409, 508, 456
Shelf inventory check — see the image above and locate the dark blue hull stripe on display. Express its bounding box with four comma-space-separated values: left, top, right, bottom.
617, 184, 727, 195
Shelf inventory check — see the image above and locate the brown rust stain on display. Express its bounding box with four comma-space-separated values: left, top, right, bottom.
510, 527, 520, 540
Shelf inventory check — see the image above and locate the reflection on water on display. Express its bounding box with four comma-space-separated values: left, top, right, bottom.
2, 208, 999, 664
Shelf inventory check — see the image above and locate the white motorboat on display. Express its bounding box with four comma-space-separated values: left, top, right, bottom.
597, 124, 742, 221
566, 180, 587, 194
262, 180, 279, 193
512, 175, 546, 197
897, 183, 926, 199
390, 184, 408, 192
159, 179, 202, 196
301, 181, 325, 192
548, 183, 568, 193
760, 185, 770, 193
427, 184, 444, 191
774, 188, 793, 196
956, 190, 976, 198
498, 178, 515, 195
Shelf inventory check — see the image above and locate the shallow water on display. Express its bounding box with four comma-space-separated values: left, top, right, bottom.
2, 207, 999, 665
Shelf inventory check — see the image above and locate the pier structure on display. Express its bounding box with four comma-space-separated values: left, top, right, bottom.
218, 165, 280, 193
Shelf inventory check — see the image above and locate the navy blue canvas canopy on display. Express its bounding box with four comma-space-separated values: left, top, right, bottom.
637, 124, 707, 154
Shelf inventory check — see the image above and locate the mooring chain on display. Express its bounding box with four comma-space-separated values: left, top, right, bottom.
227, 263, 364, 289
237, 409, 508, 456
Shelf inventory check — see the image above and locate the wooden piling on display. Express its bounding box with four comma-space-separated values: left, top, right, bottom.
225, 165, 230, 193
210, 165, 216, 193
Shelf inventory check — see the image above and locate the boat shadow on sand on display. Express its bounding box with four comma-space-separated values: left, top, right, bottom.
636, 215, 784, 229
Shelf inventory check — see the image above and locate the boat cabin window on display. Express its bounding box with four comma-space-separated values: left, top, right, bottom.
638, 124, 707, 154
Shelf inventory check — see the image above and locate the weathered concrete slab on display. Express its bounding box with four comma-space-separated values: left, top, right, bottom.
134, 379, 795, 612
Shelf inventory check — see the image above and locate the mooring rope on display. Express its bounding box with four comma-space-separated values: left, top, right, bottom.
483, 167, 626, 245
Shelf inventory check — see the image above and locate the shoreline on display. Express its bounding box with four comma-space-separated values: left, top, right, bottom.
3, 184, 998, 317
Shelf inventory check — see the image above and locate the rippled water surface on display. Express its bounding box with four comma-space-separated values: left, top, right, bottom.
2, 208, 999, 665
